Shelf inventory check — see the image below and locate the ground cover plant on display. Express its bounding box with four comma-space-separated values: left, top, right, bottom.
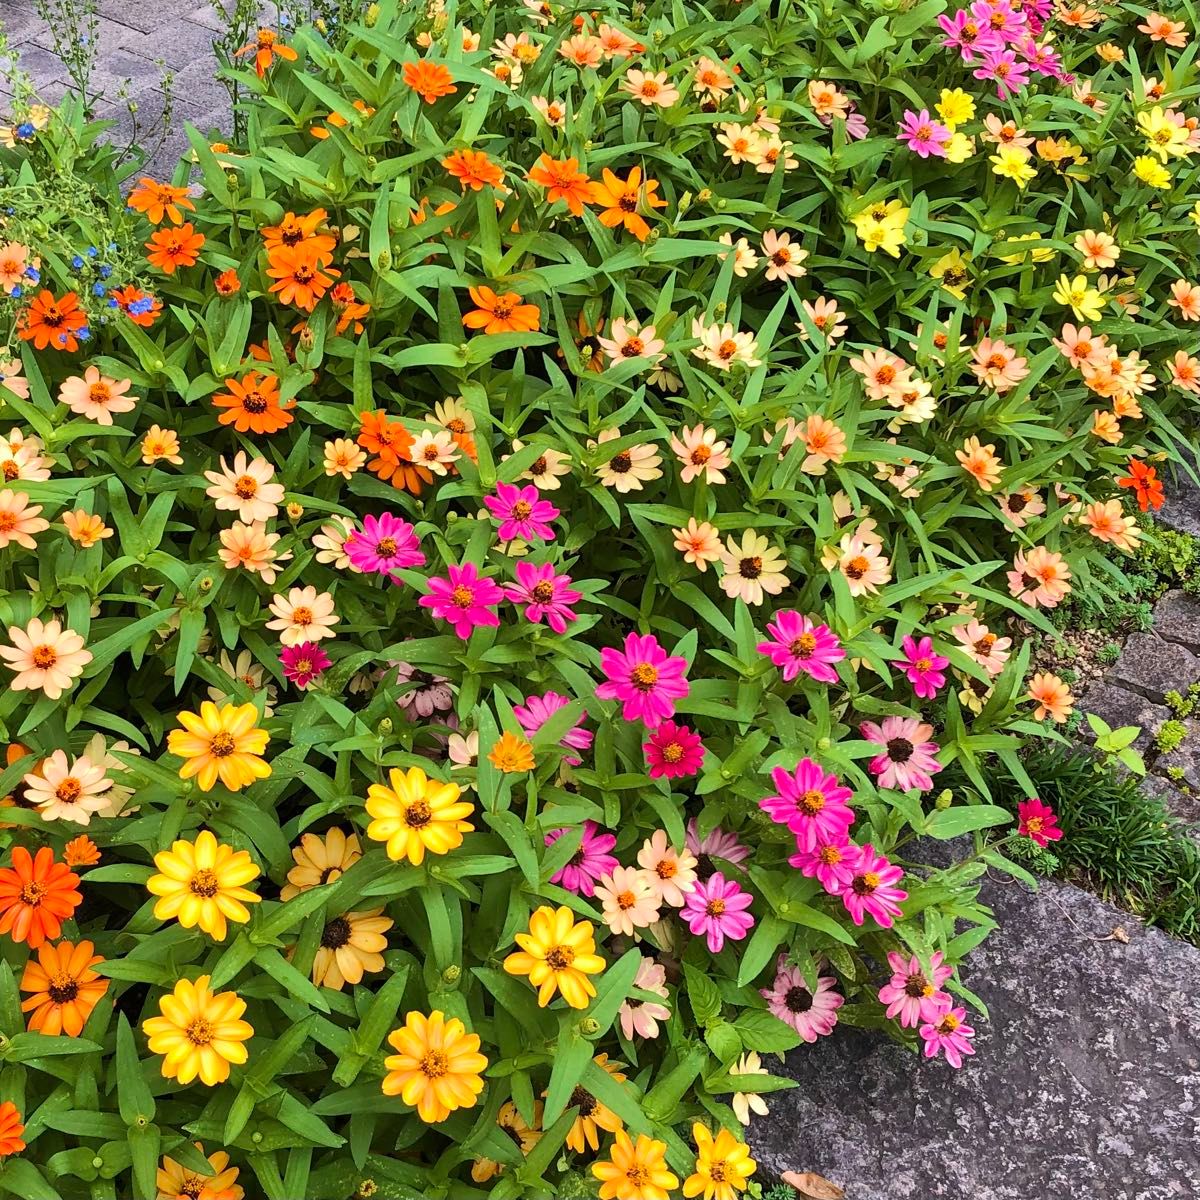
0, 0, 1197, 1196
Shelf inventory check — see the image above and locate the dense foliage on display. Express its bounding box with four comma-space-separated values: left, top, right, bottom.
0, 0, 1197, 1196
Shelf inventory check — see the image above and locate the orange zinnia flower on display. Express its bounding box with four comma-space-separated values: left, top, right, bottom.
404, 59, 457, 103
17, 290, 88, 351
0, 1102, 25, 1157
261, 210, 337, 264
236, 28, 298, 77
331, 282, 371, 335
1117, 458, 1165, 512
21, 938, 109, 1035
589, 166, 666, 241
443, 148, 505, 192
0, 846, 82, 948
109, 285, 162, 327
214, 269, 241, 296
265, 244, 338, 311
528, 154, 592, 216
462, 286, 541, 335
145, 222, 205, 274
127, 178, 195, 225
213, 371, 294, 434
356, 411, 433, 494
63, 834, 100, 867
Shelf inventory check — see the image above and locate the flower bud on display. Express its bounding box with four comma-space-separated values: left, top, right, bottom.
442, 964, 462, 984
935, 789, 953, 810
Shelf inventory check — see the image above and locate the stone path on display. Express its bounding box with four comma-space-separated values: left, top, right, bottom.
749, 872, 1200, 1199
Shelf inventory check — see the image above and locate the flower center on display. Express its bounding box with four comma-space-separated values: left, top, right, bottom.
190, 869, 220, 898
88, 383, 111, 405
545, 944, 575, 970
616, 889, 637, 910
186, 1018, 214, 1046
798, 789, 825, 815
705, 898, 726, 917
886, 737, 914, 762
530, 581, 554, 603
630, 663, 659, 690
419, 1050, 449, 1078
242, 392, 268, 413
844, 556, 868, 580
31, 645, 58, 669
18, 881, 46, 906
852, 872, 880, 895
609, 451, 632, 473
321, 916, 352, 948
661, 741, 684, 763
375, 536, 397, 557
569, 1085, 598, 1117
451, 585, 475, 608
790, 632, 817, 657
904, 971, 932, 998
291, 606, 313, 626
404, 800, 432, 828
710, 1162, 729, 1183
784, 984, 813, 1012
512, 500, 532, 520
492, 299, 514, 319
56, 778, 83, 803
234, 475, 258, 498
655, 858, 677, 879
915, 657, 932, 672
626, 1166, 650, 1186
938, 1013, 960, 1034
691, 445, 711, 464
817, 845, 842, 865
209, 731, 237, 758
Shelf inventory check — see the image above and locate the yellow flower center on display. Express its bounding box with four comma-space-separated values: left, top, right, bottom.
234, 475, 258, 498
404, 800, 432, 828
419, 1050, 450, 1079
209, 731, 237, 758
291, 606, 313, 626
186, 1018, 214, 1046
545, 944, 575, 970
451, 585, 474, 608
32, 644, 58, 669
190, 869, 220, 898
799, 789, 825, 814
56, 778, 82, 803
19, 881, 46, 906
630, 663, 658, 689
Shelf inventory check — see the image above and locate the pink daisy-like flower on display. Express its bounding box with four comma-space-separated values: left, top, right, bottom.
755, 611, 845, 684
643, 721, 705, 778
546, 820, 618, 896
685, 819, 750, 876
861, 716, 943, 793
787, 836, 856, 894
595, 632, 689, 727
344, 512, 425, 583
419, 561, 504, 640
483, 482, 560, 542
760, 954, 844, 1042
619, 957, 671, 1039
514, 691, 592, 764
839, 843, 907, 928
893, 635, 949, 700
759, 759, 855, 851
503, 561, 582, 633
897, 108, 951, 157
279, 641, 331, 689
681, 871, 755, 954
877, 951, 954, 1028
920, 1001, 977, 1068
1017, 797, 1062, 846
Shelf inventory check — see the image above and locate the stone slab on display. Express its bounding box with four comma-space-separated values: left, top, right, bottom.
1157, 471, 1200, 539
1150, 590, 1200, 650
748, 876, 1200, 1199
1109, 632, 1200, 702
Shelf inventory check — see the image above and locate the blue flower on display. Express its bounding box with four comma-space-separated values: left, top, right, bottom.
129, 297, 156, 315
99, 265, 112, 279
77, 326, 91, 342
25, 267, 40, 283
71, 255, 85, 270
93, 283, 107, 297
87, 246, 99, 258
16, 123, 34, 139
10, 285, 21, 299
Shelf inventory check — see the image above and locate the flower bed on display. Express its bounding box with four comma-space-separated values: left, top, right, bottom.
0, 0, 1195, 1196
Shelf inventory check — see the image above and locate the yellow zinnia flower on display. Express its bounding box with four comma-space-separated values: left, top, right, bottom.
936, 87, 975, 130
1137, 106, 1191, 161
561, 1053, 626, 1152
930, 248, 970, 299
944, 131, 975, 163
1132, 154, 1172, 189
142, 975, 253, 1086
989, 145, 1037, 189
1052, 273, 1105, 322
312, 909, 393, 990
683, 1123, 757, 1200
146, 830, 261, 940
503, 904, 606, 1008
365, 766, 474, 865
851, 200, 909, 258
592, 1130, 679, 1200
156, 1143, 244, 1200
381, 1010, 488, 1123
167, 702, 270, 792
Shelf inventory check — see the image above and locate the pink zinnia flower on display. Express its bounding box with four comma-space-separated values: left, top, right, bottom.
685, 819, 750, 874
483, 482, 560, 542
861, 716, 943, 792
419, 561, 504, 640
938, 9, 1003, 60
595, 632, 689, 727
503, 561, 582, 633
760, 954, 844, 1042
1017, 797, 1062, 846
344, 512, 425, 583
514, 691, 592, 764
973, 47, 1030, 99
897, 109, 951, 158
279, 641, 331, 689
755, 611, 845, 683
546, 820, 618, 896
920, 1002, 977, 1068
643, 721, 705, 778
682, 871, 754, 953
839, 843, 907, 928
619, 957, 671, 1039
788, 837, 856, 894
877, 951, 954, 1028
759, 759, 855, 851
893, 635, 949, 699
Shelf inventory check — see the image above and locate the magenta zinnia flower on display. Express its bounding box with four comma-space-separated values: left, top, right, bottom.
920, 1002, 977, 1068
760, 954, 844, 1042
756, 610, 845, 684
344, 512, 425, 583
514, 691, 592, 765
280, 641, 331, 689
595, 632, 689, 727
546, 820, 618, 896
682, 871, 754, 954
861, 716, 943, 793
503, 561, 582, 633
643, 721, 705, 779
839, 843, 907, 928
685, 819, 750, 877
1017, 796, 1062, 846
419, 561, 504, 640
484, 482, 560, 542
759, 759, 855, 851
788, 836, 856, 895
897, 108, 951, 158
893, 635, 949, 700
877, 950, 953, 1028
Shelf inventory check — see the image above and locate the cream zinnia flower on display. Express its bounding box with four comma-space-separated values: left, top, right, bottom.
23, 749, 112, 824
719, 531, 789, 605
204, 451, 285, 522
265, 586, 338, 645
0, 617, 92, 698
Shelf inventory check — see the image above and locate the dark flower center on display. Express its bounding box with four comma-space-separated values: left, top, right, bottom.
886, 737, 914, 762
784, 985, 812, 1013
321, 916, 352, 949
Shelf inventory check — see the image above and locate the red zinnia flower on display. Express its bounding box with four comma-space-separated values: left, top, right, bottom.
0, 846, 83, 947
1017, 797, 1063, 847
1116, 458, 1165, 512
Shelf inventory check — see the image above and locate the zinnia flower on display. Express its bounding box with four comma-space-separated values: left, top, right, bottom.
759, 758, 855, 850
877, 950, 953, 1028
839, 843, 907, 927
503, 561, 583, 632
0, 617, 92, 699
593, 1131, 679, 1200
893, 635, 950, 699
515, 692, 592, 764
167, 702, 271, 792
147, 830, 262, 940
280, 641, 331, 689
861, 716, 943, 792
155, 1145, 243, 1200
755, 611, 844, 683
684, 1123, 756, 1200
619, 957, 671, 1038
643, 721, 705, 778
204, 452, 285, 522
282, 828, 360, 899
266, 585, 338, 645
142, 975, 253, 1085
20, 938, 108, 1035
637, 829, 699, 907
546, 821, 618, 896
22, 749, 111, 825
0, 1102, 25, 1157
920, 1002, 976, 1068
760, 954, 844, 1042
595, 866, 661, 936
58, 367, 137, 425
484, 482, 559, 542
313, 909, 393, 990
382, 1010, 488, 1122
344, 512, 425, 583
419, 561, 505, 639
681, 872, 754, 953
365, 766, 474, 865
503, 904, 606, 1008
0, 847, 81, 947
1017, 796, 1063, 846
596, 631, 690, 727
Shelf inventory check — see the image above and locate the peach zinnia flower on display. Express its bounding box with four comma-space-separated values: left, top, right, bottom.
997, 487, 1045, 528
0, 490, 48, 549
595, 866, 660, 936
0, 358, 30, 399
403, 59, 456, 103
956, 436, 1003, 491
443, 148, 505, 191
719, 531, 789, 605
800, 413, 847, 475
142, 424, 183, 465
266, 585, 339, 645
761, 230, 808, 282
1007, 546, 1072, 608
0, 617, 92, 699
970, 337, 1029, 392
462, 286, 541, 334
1027, 672, 1075, 723
849, 347, 912, 402
1091, 410, 1122, 444
798, 296, 848, 342
62, 510, 113, 547
559, 33, 605, 67
1139, 13, 1189, 46
23, 749, 111, 825
0, 241, 29, 293
204, 451, 285, 522
218, 521, 284, 582
623, 69, 679, 107
1052, 323, 1109, 368
1080, 498, 1141, 552
671, 517, 722, 571
835, 533, 892, 596
1167, 349, 1200, 393
596, 317, 665, 370
528, 154, 592, 216
0, 430, 55, 486
324, 437, 366, 478
591, 428, 663, 493
1168, 278, 1200, 320
952, 618, 1011, 677
58, 366, 137, 425
670, 424, 731, 484
1074, 229, 1119, 271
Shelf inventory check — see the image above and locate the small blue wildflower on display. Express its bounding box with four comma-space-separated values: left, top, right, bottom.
25, 267, 39, 283
99, 265, 112, 279
93, 283, 107, 297
71, 255, 85, 270
87, 246, 99, 258
10, 285, 21, 299
16, 123, 34, 139
77, 326, 91, 342
129, 297, 156, 315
